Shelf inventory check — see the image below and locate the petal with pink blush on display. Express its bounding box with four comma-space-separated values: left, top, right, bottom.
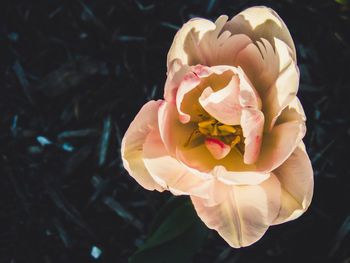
199, 77, 241, 125
164, 59, 190, 103
205, 138, 231, 160
176, 72, 201, 123
272, 142, 313, 225
241, 108, 264, 164
121, 100, 165, 192
191, 173, 281, 248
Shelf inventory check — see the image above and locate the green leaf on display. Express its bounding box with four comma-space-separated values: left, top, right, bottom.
129, 197, 208, 263
335, 0, 349, 5
148, 195, 189, 235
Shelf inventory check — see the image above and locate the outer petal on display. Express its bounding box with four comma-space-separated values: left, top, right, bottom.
256, 96, 306, 172
191, 173, 281, 248
222, 6, 296, 61
143, 127, 229, 205
272, 142, 314, 225
167, 15, 253, 68
167, 18, 217, 67
121, 100, 164, 191
261, 38, 300, 131
257, 120, 305, 173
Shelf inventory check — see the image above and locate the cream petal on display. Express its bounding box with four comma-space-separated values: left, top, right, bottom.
222, 6, 296, 61
191, 173, 281, 248
257, 120, 306, 173
262, 38, 300, 131
275, 96, 306, 125
143, 127, 229, 204
121, 100, 165, 191
167, 15, 254, 68
167, 18, 217, 68
212, 34, 253, 66
214, 166, 270, 185
272, 142, 314, 225
241, 108, 264, 164
235, 42, 265, 88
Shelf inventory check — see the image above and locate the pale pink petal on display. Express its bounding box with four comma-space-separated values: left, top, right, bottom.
164, 59, 190, 103
191, 173, 281, 248
241, 108, 264, 164
198, 66, 261, 126
205, 138, 231, 160
176, 71, 202, 123
158, 101, 198, 156
176, 65, 236, 123
237, 66, 262, 109
222, 6, 296, 61
257, 120, 306, 173
272, 142, 314, 225
199, 77, 241, 125
121, 100, 165, 191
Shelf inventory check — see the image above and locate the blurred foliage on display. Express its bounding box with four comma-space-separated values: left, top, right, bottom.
129, 196, 208, 263
334, 0, 349, 4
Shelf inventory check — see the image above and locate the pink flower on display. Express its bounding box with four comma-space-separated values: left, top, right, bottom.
121, 6, 313, 248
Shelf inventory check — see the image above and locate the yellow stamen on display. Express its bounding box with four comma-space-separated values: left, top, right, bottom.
218, 125, 236, 135
230, 136, 241, 148
198, 119, 216, 128
212, 124, 219, 136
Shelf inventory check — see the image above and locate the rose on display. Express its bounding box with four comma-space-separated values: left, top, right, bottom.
121, 6, 313, 248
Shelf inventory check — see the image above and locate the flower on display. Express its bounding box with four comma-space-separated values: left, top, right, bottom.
121, 6, 313, 248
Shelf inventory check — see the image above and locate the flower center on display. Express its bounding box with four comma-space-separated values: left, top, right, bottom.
184, 104, 245, 155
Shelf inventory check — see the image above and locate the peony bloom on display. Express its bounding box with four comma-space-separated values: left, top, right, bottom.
121, 6, 313, 248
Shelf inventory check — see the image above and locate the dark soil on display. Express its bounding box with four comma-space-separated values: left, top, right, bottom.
1, 0, 350, 262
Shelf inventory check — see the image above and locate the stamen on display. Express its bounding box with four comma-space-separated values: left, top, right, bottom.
184, 129, 201, 147
218, 125, 236, 135
230, 136, 241, 148
212, 124, 219, 136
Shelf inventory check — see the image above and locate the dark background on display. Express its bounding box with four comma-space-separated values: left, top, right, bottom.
1, 0, 350, 262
